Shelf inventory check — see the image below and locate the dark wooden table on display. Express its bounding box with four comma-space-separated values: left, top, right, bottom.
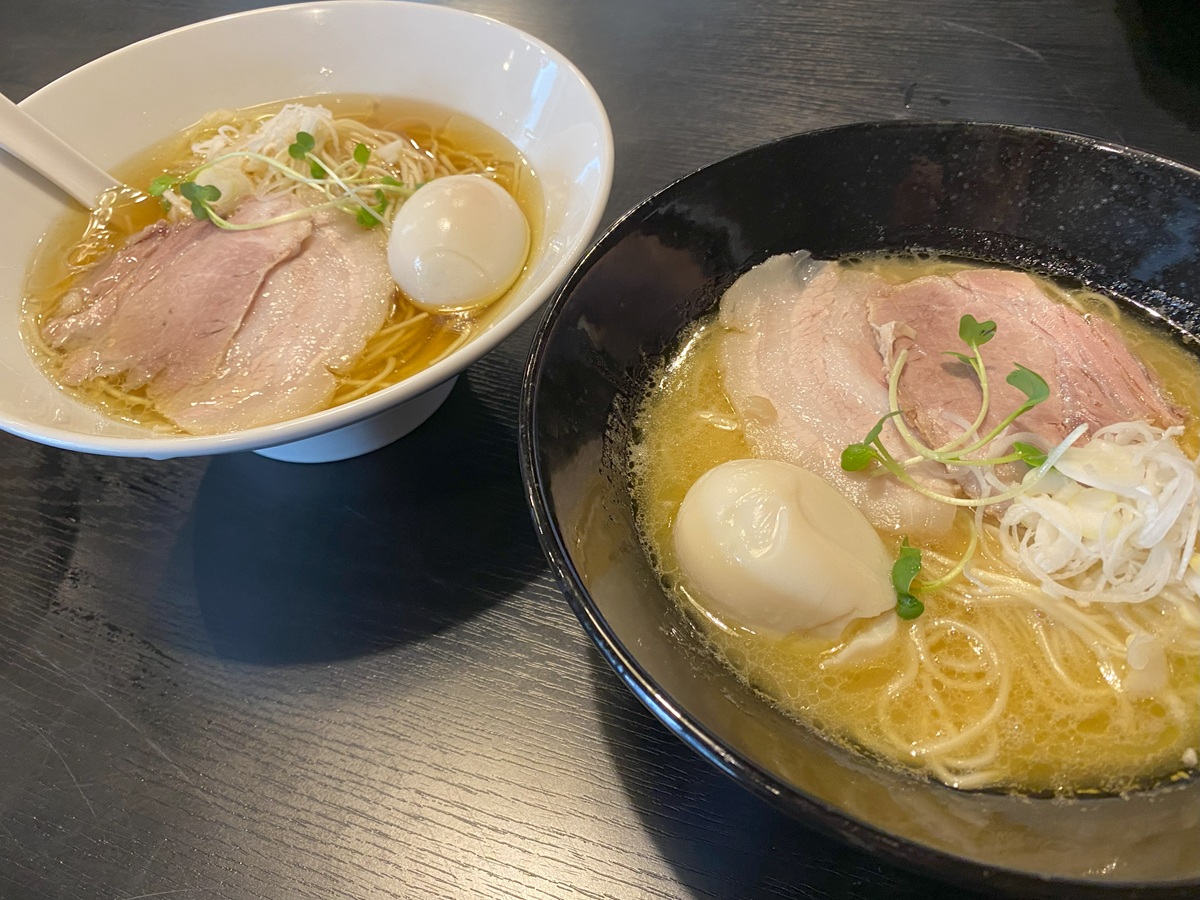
2, 1, 1197, 897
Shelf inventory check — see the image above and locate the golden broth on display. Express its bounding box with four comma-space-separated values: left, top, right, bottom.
629, 258, 1200, 795
22, 94, 544, 432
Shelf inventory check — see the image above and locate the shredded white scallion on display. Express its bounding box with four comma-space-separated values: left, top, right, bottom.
998, 422, 1200, 608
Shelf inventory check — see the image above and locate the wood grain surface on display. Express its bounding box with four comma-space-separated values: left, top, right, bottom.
1, 1, 1198, 898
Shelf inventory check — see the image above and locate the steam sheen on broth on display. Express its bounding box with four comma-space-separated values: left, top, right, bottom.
21, 95, 543, 433
630, 254, 1200, 795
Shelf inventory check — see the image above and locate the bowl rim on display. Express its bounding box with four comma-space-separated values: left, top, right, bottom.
8, 0, 614, 458
519, 119, 1200, 897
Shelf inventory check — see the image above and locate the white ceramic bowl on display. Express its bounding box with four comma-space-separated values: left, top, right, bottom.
0, 0, 613, 462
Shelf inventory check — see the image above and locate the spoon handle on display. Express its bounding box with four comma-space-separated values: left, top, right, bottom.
0, 92, 119, 207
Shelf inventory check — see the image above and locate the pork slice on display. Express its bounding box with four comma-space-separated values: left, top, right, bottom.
50, 197, 312, 393
43, 221, 173, 354
867, 268, 1185, 453
159, 211, 394, 434
718, 252, 957, 541
44, 220, 214, 383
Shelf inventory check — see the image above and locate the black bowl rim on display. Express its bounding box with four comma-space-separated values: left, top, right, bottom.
518, 119, 1200, 898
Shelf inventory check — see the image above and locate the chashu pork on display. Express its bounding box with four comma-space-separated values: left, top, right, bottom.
160, 210, 393, 433
45, 197, 313, 394
718, 253, 959, 542
865, 267, 1185, 451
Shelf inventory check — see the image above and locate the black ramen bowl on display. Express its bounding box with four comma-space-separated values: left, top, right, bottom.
518, 122, 1200, 897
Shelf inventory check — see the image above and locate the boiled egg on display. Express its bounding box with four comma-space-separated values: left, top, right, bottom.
387, 173, 530, 312
673, 458, 895, 637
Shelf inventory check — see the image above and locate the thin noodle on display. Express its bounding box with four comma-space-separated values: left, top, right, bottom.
333, 355, 397, 404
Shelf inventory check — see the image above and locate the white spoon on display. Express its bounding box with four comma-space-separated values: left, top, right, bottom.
0, 91, 120, 207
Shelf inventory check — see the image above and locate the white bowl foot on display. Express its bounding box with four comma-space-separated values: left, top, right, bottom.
255, 376, 458, 463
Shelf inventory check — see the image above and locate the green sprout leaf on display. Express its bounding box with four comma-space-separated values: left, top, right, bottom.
354, 189, 388, 228
840, 443, 876, 472
943, 350, 975, 367
353, 142, 371, 166
1007, 363, 1050, 406
892, 538, 922, 596
309, 159, 327, 179
1013, 441, 1048, 467
959, 314, 997, 349
891, 539, 925, 620
288, 131, 315, 160
179, 180, 221, 221
381, 174, 403, 187
148, 174, 177, 198
896, 593, 925, 620
841, 411, 903, 472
